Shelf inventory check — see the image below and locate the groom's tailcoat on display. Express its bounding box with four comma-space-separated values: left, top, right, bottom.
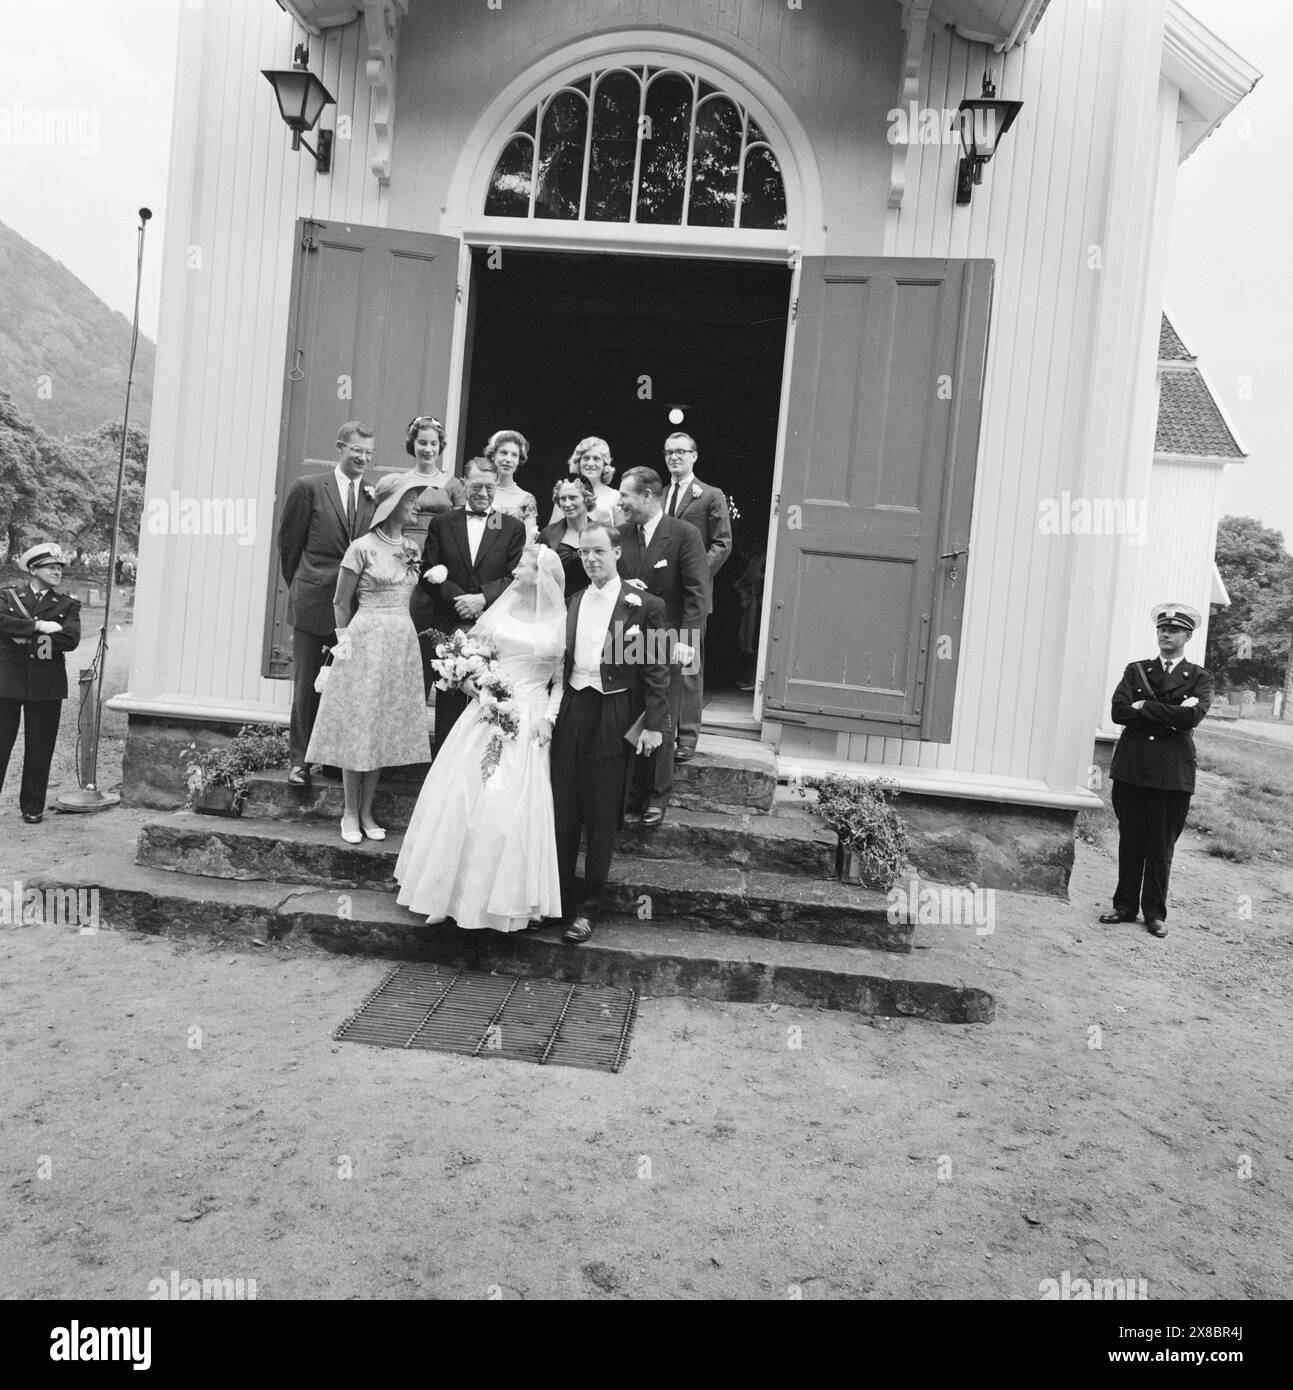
551, 586, 669, 922
414, 506, 526, 740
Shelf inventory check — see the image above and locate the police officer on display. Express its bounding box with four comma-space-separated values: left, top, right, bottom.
0, 543, 82, 823
1100, 603, 1213, 938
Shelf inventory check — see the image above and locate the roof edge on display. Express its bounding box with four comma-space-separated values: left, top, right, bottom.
1163, 0, 1261, 161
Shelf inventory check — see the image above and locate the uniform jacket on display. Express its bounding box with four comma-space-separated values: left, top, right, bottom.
0, 584, 82, 701
411, 507, 526, 637
617, 512, 711, 635
665, 477, 732, 578
1109, 656, 1214, 792
277, 472, 376, 636
559, 586, 671, 734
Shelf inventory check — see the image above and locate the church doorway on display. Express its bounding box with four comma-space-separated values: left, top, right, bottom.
460, 246, 790, 719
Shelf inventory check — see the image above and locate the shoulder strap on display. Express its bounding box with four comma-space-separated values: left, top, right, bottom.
1133, 662, 1153, 698
4, 588, 33, 621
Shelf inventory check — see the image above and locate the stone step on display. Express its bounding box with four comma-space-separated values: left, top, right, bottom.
25, 853, 993, 1024
135, 814, 909, 952
244, 737, 778, 821
243, 773, 830, 874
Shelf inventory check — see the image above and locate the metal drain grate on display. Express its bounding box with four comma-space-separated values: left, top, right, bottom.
334, 963, 638, 1072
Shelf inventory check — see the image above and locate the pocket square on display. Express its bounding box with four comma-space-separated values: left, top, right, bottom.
653, 558, 668, 569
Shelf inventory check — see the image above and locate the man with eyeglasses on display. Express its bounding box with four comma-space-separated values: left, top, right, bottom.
0, 543, 82, 823
417, 455, 526, 752
277, 421, 377, 786
660, 434, 731, 760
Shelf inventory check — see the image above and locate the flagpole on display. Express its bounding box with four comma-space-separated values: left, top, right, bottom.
57, 207, 152, 813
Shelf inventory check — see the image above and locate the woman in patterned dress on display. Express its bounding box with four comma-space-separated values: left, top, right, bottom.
306, 472, 431, 843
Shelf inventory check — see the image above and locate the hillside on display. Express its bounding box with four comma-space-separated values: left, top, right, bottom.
0, 219, 155, 439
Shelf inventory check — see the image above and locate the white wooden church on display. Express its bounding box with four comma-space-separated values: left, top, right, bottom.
116, 0, 1257, 893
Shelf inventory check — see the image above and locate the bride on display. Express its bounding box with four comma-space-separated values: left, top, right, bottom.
394, 543, 566, 932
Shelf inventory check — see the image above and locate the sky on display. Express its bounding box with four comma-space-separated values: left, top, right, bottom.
0, 0, 1287, 541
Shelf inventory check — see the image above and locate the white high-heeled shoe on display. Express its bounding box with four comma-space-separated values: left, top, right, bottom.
340, 818, 362, 845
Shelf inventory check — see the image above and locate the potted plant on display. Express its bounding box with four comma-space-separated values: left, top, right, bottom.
181, 724, 291, 817
795, 773, 910, 889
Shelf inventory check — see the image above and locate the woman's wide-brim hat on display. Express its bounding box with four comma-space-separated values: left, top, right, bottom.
369, 471, 430, 530
20, 542, 67, 572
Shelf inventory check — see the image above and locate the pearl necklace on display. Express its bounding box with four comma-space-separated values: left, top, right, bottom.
374, 527, 400, 544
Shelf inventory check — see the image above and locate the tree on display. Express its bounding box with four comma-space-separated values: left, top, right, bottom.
1208, 516, 1293, 688
62, 422, 149, 561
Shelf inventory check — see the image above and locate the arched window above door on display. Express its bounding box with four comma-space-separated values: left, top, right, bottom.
484, 67, 788, 231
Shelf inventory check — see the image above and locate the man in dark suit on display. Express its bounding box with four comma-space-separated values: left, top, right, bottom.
615, 465, 710, 825
661, 433, 731, 760
413, 456, 526, 751
1101, 603, 1214, 939
551, 522, 670, 943
0, 543, 82, 823
277, 421, 376, 785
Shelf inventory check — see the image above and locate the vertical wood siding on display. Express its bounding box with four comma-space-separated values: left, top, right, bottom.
135, 0, 1191, 808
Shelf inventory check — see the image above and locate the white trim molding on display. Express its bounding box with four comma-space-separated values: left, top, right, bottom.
1162, 0, 1260, 160
889, 0, 936, 211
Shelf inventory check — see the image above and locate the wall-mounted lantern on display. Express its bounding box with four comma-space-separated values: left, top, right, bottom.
956, 71, 1022, 205
263, 44, 336, 175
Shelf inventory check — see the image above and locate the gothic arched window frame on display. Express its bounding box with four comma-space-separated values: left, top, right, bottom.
483, 64, 788, 232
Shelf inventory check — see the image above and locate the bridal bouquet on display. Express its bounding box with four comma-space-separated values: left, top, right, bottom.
424, 629, 519, 782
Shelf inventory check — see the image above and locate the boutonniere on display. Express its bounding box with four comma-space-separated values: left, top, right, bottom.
691, 483, 703, 499
653, 558, 668, 569
623, 592, 642, 608
362, 485, 376, 501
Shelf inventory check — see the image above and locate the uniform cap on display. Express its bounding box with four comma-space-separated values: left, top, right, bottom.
1151, 602, 1200, 633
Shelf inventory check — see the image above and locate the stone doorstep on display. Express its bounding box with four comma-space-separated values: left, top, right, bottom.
134, 814, 910, 953
24, 853, 993, 1024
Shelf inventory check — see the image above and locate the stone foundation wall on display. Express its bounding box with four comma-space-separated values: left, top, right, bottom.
894, 793, 1075, 897
120, 713, 283, 809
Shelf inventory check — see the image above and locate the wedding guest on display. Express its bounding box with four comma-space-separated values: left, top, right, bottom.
416, 457, 527, 747
661, 432, 732, 761
537, 475, 598, 598
0, 543, 81, 823
547, 436, 620, 524
404, 414, 464, 548
305, 473, 432, 844
485, 429, 538, 538
395, 545, 567, 933
277, 420, 375, 786
616, 466, 709, 827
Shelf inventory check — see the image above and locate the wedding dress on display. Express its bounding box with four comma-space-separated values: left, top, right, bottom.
393, 547, 565, 932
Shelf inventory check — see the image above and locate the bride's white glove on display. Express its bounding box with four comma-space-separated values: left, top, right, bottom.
332, 631, 354, 661
533, 716, 554, 747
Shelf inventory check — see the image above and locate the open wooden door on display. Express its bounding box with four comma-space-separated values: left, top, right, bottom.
762, 257, 992, 741
263, 219, 460, 679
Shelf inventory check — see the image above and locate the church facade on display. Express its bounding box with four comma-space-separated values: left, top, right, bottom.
116, 0, 1256, 892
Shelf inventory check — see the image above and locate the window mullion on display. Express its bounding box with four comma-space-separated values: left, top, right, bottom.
629, 67, 646, 224
680, 73, 698, 227
734, 108, 749, 229
578, 77, 596, 221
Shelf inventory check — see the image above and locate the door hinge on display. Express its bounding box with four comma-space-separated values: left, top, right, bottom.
301, 218, 325, 252
456, 282, 464, 303
790, 296, 798, 322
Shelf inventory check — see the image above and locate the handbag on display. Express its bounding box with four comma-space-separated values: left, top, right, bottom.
314, 646, 335, 693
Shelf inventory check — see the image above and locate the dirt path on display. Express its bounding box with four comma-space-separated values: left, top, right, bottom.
1, 800, 1289, 1301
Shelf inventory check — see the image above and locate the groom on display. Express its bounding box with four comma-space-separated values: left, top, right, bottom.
551, 522, 670, 944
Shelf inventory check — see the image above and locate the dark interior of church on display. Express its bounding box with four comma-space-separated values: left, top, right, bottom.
462, 247, 791, 692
